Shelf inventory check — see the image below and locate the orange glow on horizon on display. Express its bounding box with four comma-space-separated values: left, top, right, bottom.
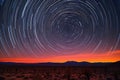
0, 50, 120, 63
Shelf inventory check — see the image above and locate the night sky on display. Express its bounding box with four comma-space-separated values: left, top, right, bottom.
0, 0, 120, 63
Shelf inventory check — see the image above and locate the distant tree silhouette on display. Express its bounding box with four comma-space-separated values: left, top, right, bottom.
84, 71, 91, 80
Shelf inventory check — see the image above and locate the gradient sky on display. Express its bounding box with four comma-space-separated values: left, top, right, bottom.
0, 0, 120, 63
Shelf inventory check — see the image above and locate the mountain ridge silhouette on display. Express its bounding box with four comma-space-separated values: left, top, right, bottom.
0, 61, 120, 67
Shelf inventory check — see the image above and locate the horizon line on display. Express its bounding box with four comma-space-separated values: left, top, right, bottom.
0, 60, 120, 64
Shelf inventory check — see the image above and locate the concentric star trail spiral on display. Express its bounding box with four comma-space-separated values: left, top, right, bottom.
0, 0, 120, 58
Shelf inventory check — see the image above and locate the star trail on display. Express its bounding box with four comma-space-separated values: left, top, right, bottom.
0, 0, 120, 62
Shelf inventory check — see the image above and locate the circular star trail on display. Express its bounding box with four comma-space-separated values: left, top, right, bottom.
0, 0, 120, 58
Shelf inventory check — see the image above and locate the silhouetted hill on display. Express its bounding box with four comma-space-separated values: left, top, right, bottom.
109, 61, 120, 67
0, 61, 120, 67
64, 61, 90, 66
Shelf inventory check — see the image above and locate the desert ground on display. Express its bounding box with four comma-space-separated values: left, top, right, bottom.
0, 65, 120, 80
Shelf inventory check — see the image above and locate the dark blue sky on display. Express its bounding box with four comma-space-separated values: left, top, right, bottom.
0, 0, 120, 62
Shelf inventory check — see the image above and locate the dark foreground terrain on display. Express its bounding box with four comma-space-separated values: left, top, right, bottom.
0, 62, 120, 80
